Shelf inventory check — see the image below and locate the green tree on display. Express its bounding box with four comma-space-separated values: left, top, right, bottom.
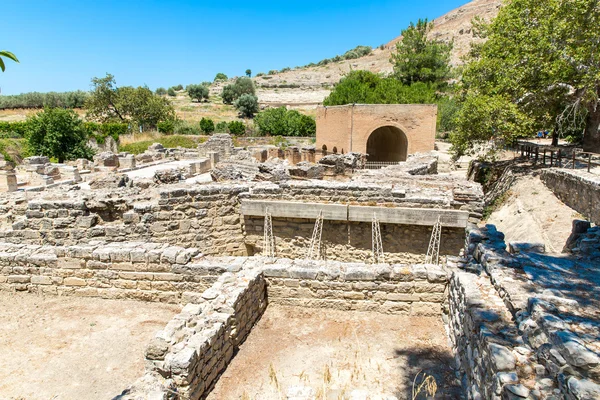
221, 77, 256, 105
26, 108, 94, 162
199, 117, 215, 134
227, 121, 245, 135
245, 69, 252, 77
155, 87, 167, 96
0, 50, 19, 72
390, 19, 453, 87
451, 94, 532, 159
214, 72, 228, 82
255, 107, 316, 137
323, 70, 437, 106
454, 0, 600, 154
86, 74, 175, 130
187, 84, 209, 102
234, 94, 259, 118
167, 87, 176, 96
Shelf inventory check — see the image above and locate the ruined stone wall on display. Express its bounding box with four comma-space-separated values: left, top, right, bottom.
0, 242, 225, 303
540, 168, 600, 225
117, 258, 451, 399
263, 261, 448, 316
244, 218, 465, 263
445, 224, 600, 400
0, 180, 482, 262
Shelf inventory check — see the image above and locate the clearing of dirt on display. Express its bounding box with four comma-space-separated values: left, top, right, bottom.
0, 292, 181, 400
208, 305, 461, 400
486, 173, 583, 253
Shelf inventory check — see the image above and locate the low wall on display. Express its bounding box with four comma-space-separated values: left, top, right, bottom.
540, 168, 600, 225
263, 261, 448, 315
0, 242, 224, 303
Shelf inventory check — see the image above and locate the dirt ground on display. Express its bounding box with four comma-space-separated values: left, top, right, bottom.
208, 305, 461, 400
0, 292, 181, 400
486, 174, 582, 253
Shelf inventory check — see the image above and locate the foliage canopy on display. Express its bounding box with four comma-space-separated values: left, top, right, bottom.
86, 74, 175, 130
452, 0, 600, 155
26, 108, 94, 163
390, 19, 453, 87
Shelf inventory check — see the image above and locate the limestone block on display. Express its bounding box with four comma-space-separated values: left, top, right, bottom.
63, 277, 87, 286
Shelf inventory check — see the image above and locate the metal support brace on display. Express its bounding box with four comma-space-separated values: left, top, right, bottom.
425, 216, 442, 265
263, 207, 275, 258
306, 210, 324, 260
372, 213, 384, 264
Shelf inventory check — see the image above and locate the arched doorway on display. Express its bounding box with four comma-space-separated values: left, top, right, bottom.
366, 126, 408, 161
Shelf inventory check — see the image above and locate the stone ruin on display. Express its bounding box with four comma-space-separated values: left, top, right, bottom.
0, 134, 598, 400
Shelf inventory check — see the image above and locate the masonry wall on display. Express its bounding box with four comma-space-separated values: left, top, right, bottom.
540, 168, 600, 225
0, 181, 482, 262
244, 217, 465, 263
263, 261, 448, 316
0, 242, 225, 303
315, 104, 437, 156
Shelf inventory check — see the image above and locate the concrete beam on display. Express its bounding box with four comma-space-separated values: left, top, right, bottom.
348, 206, 469, 228
241, 200, 348, 221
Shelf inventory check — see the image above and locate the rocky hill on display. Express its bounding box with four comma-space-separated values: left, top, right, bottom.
248, 0, 502, 106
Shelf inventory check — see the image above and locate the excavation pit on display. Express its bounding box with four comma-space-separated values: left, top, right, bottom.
207, 305, 462, 400
0, 292, 181, 400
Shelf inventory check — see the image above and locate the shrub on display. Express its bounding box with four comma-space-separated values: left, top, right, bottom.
254, 107, 316, 137
0, 121, 28, 137
221, 77, 256, 105
173, 84, 183, 91
255, 72, 265, 77
84, 122, 128, 143
214, 73, 228, 82
167, 88, 176, 97
215, 121, 228, 132
281, 67, 291, 73
234, 94, 259, 118
187, 84, 209, 102
199, 117, 215, 134
157, 120, 175, 134
268, 70, 278, 75
173, 120, 202, 135
227, 121, 245, 135
26, 108, 94, 162
155, 87, 167, 95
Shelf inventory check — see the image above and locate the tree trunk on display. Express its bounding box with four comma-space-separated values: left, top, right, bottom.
552, 120, 559, 147
583, 103, 600, 153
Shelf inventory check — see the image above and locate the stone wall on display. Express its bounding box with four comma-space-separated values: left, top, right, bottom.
124, 267, 268, 400
245, 218, 465, 263
0, 179, 482, 262
263, 260, 448, 315
116, 258, 450, 399
446, 224, 600, 399
0, 242, 224, 303
540, 168, 600, 225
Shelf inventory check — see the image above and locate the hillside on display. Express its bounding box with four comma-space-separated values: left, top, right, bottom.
0, 0, 502, 124
250, 0, 501, 106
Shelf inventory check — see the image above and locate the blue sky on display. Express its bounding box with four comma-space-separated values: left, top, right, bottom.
2, 0, 469, 95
